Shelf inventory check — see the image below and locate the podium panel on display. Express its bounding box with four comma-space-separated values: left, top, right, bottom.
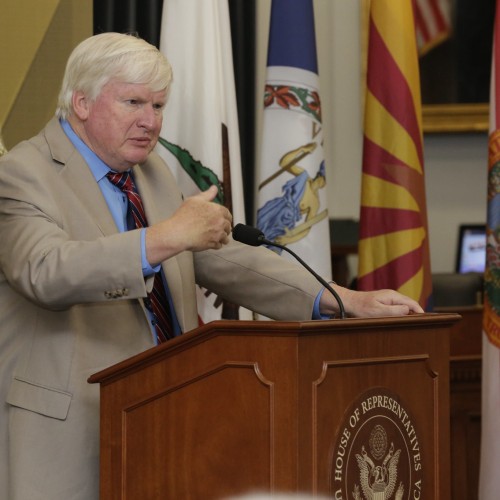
122, 363, 274, 498
89, 314, 458, 499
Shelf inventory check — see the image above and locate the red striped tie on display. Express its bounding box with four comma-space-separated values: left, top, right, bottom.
106, 171, 174, 343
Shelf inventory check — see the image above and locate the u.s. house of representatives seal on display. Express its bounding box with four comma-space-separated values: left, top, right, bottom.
330, 387, 423, 500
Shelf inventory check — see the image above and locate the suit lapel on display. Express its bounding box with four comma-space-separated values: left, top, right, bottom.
133, 160, 191, 331
132, 161, 179, 224
44, 117, 122, 237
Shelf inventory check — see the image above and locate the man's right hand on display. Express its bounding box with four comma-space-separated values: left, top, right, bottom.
145, 185, 233, 265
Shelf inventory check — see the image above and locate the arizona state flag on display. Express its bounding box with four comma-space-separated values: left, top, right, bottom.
255, 0, 331, 280
480, 1, 500, 497
357, 0, 432, 310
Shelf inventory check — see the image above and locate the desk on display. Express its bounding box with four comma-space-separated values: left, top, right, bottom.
436, 306, 482, 500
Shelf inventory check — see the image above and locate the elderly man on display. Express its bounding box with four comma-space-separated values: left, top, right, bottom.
0, 33, 422, 500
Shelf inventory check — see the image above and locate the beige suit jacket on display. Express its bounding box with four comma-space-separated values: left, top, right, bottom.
0, 118, 322, 499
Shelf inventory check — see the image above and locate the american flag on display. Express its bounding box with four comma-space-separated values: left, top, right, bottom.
414, 0, 451, 55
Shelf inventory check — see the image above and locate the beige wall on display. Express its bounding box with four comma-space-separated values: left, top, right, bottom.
0, 0, 92, 150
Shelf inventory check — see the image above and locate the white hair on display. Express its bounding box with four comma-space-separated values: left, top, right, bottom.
56, 32, 172, 119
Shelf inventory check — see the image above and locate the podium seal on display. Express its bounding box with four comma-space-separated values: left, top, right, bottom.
330, 387, 423, 500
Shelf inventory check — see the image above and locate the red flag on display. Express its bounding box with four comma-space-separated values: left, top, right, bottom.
357, 0, 432, 310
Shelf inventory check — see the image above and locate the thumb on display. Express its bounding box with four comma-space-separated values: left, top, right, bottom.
196, 185, 219, 201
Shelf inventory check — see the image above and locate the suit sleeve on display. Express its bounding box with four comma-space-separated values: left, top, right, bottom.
0, 150, 149, 310
193, 238, 323, 321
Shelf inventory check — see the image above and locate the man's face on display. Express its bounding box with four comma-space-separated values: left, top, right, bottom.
78, 80, 167, 172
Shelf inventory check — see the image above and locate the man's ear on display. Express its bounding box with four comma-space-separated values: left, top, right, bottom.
72, 91, 90, 120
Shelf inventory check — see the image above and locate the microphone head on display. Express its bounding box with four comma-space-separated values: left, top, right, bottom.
232, 224, 265, 246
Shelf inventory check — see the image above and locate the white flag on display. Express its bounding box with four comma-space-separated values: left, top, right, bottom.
157, 0, 249, 322
256, 0, 331, 280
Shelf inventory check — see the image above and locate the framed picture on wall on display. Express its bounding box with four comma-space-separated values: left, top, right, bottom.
420, 0, 495, 133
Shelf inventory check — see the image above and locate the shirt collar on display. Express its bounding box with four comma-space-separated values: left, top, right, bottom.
60, 119, 113, 182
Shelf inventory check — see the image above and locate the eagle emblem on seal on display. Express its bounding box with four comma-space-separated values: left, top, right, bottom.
353, 425, 405, 500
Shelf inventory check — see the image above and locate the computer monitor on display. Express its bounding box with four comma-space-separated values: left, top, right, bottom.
455, 224, 486, 274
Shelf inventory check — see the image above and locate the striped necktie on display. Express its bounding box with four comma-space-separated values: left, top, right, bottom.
106, 171, 174, 343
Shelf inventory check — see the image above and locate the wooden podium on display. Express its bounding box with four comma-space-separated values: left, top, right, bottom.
89, 313, 459, 500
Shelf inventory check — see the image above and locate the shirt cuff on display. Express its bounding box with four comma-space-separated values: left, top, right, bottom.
313, 287, 334, 320
141, 228, 160, 276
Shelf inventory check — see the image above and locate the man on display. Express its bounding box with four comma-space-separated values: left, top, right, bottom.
0, 33, 423, 500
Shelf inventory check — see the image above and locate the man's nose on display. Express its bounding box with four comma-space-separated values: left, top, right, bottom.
137, 106, 158, 129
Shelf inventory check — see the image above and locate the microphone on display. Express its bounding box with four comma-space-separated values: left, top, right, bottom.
232, 223, 345, 319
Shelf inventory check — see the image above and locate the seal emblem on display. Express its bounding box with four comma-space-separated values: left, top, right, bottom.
330, 388, 423, 500
354, 432, 403, 500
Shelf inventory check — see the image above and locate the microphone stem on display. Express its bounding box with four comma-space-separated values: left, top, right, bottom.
260, 238, 346, 319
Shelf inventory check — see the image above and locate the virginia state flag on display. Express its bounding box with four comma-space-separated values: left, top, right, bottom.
256, 0, 331, 280
357, 0, 432, 310
480, 1, 500, 496
157, 0, 250, 322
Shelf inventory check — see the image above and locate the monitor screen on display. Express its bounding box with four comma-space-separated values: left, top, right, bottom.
455, 224, 486, 274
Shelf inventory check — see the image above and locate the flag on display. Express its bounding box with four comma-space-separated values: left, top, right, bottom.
480, 1, 500, 497
157, 0, 250, 322
415, 0, 451, 56
255, 0, 331, 281
357, 0, 432, 310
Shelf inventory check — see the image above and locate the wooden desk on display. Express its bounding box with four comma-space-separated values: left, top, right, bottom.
436, 306, 482, 500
